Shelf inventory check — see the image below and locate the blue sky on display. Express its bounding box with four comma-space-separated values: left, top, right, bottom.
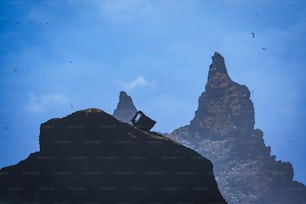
0, 0, 306, 184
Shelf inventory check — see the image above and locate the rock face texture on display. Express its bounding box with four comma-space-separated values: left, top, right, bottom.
190, 52, 254, 138
169, 52, 306, 204
113, 91, 137, 123
0, 108, 226, 204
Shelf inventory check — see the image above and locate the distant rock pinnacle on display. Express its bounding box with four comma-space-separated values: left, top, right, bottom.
170, 52, 306, 204
113, 91, 137, 123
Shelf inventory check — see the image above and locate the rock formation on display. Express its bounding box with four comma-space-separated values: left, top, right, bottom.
113, 91, 137, 123
0, 108, 226, 204
169, 52, 306, 203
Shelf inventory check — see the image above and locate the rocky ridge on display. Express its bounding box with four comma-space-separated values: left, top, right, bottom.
169, 52, 306, 203
0, 108, 226, 204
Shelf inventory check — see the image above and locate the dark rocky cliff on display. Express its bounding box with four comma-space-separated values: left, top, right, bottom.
113, 91, 137, 123
169, 52, 306, 204
0, 108, 226, 204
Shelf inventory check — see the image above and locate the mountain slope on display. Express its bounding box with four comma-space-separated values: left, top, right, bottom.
0, 108, 226, 204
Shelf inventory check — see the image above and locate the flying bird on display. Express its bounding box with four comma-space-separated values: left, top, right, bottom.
262, 48, 267, 51
4, 126, 8, 130
251, 32, 255, 38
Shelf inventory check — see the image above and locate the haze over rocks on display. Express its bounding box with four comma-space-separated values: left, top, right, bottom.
113, 91, 137, 124
112, 52, 306, 203
1, 51, 305, 204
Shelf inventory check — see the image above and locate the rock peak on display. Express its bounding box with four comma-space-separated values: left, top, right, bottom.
192, 52, 254, 137
119, 90, 127, 97
113, 91, 137, 123
170, 52, 306, 203
208, 52, 230, 80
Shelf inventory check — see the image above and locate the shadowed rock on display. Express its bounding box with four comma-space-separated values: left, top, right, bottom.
131, 111, 156, 131
0, 108, 226, 204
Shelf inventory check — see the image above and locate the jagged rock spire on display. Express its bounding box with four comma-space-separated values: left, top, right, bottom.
170, 52, 306, 203
191, 52, 254, 137
113, 91, 137, 123
208, 52, 230, 80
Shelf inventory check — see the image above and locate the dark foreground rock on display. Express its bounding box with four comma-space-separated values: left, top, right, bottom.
0, 108, 226, 204
169, 52, 306, 204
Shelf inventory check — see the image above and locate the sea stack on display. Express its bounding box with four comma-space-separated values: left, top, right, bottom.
170, 52, 306, 204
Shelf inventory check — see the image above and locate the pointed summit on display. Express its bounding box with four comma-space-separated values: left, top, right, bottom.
191, 52, 254, 136
208, 52, 230, 81
170, 52, 306, 203
113, 91, 137, 123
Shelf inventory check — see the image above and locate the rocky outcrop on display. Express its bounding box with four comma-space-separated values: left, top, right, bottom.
169, 52, 306, 204
113, 91, 137, 123
190, 52, 254, 138
0, 108, 226, 204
